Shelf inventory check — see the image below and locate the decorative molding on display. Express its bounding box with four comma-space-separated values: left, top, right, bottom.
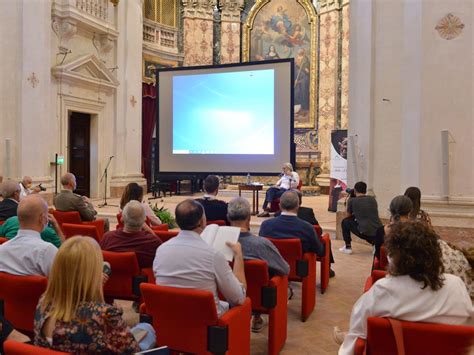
219, 0, 245, 22
130, 95, 137, 107
27, 72, 39, 88
51, 16, 78, 50
52, 54, 119, 93
435, 13, 464, 40
182, 0, 218, 20
143, 19, 180, 55
93, 33, 115, 56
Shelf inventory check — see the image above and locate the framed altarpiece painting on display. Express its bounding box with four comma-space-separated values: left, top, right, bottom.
242, 0, 319, 129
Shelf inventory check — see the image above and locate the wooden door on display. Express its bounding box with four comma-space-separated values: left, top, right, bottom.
69, 112, 91, 197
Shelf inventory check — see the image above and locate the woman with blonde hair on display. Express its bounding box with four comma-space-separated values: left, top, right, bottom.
34, 237, 140, 353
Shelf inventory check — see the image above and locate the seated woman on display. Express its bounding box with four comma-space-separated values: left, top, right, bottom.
257, 162, 300, 217
404, 186, 431, 225
34, 237, 141, 354
120, 182, 161, 226
339, 222, 473, 355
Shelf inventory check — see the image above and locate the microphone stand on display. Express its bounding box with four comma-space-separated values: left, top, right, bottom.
98, 156, 117, 208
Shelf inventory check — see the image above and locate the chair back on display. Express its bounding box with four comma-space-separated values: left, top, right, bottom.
379, 246, 388, 270
313, 225, 322, 238
364, 270, 387, 292
0, 272, 47, 332
265, 238, 304, 280
364, 317, 474, 355
141, 267, 156, 284
140, 283, 219, 353
61, 223, 100, 242
151, 224, 169, 231
51, 210, 82, 225
296, 179, 303, 190
0, 237, 8, 244
154, 230, 179, 243
0, 220, 4, 226
206, 220, 226, 226
3, 340, 69, 354
102, 251, 142, 300
244, 259, 270, 311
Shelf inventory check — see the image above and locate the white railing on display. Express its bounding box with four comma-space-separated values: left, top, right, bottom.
143, 18, 179, 52
74, 0, 109, 22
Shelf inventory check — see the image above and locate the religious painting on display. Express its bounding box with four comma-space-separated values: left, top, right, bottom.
242, 0, 318, 129
142, 54, 177, 84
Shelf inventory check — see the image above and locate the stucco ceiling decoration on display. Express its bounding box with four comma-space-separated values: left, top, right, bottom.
435, 13, 464, 40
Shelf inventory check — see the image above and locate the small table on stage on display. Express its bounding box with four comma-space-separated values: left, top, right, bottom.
238, 184, 263, 215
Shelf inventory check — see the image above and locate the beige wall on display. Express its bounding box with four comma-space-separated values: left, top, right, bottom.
348, 0, 474, 223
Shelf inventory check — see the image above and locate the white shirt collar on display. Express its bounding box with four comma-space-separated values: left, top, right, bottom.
179, 230, 202, 239
281, 211, 297, 216
16, 229, 42, 239
203, 194, 215, 200
7, 198, 19, 204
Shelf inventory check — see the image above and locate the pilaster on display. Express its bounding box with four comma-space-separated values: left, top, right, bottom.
219, 0, 244, 64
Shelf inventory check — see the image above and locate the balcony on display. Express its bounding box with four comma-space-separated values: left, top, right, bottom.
143, 18, 179, 55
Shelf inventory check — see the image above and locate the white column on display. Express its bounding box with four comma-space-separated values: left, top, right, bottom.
112, 0, 146, 197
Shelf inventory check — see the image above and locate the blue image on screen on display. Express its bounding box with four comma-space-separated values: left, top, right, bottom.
172, 69, 274, 155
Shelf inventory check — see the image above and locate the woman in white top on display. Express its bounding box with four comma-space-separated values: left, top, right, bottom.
339, 221, 473, 355
119, 183, 161, 226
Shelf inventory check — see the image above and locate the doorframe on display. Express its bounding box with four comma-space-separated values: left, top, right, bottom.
60, 96, 104, 198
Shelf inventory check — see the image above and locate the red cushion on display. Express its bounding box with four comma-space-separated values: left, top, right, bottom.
51, 211, 82, 225
61, 223, 100, 243
3, 340, 69, 354
102, 251, 140, 300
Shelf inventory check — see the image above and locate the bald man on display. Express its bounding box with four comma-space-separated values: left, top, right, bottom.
0, 181, 21, 221
0, 195, 58, 276
19, 176, 41, 199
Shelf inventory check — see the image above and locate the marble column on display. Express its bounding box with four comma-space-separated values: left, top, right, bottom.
111, 0, 147, 197
219, 0, 244, 64
182, 0, 217, 66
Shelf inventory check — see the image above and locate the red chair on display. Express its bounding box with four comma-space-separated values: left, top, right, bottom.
3, 340, 69, 354
52, 210, 104, 239
363, 270, 387, 292
265, 238, 316, 321
140, 283, 251, 355
317, 232, 331, 294
0, 272, 47, 333
0, 220, 5, 225
0, 237, 8, 244
154, 230, 179, 243
354, 317, 474, 355
61, 223, 101, 243
206, 220, 226, 226
141, 267, 156, 284
269, 180, 303, 213
244, 260, 288, 355
102, 251, 147, 302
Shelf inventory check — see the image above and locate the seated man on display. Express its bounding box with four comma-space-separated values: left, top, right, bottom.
0, 213, 64, 248
54, 172, 109, 231
19, 176, 41, 199
259, 191, 325, 257
0, 181, 21, 221
258, 163, 300, 217
0, 195, 58, 276
100, 200, 162, 268
195, 175, 228, 224
228, 197, 289, 332
340, 181, 382, 254
153, 199, 246, 316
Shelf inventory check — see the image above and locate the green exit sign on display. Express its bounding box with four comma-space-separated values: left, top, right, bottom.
56, 156, 64, 165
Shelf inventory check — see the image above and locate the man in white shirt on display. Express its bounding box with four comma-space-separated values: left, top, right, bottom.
258, 162, 300, 217
0, 195, 58, 276
19, 176, 41, 200
153, 199, 246, 316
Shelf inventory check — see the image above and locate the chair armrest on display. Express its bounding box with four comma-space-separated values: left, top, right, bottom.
132, 275, 148, 297
296, 259, 309, 278
218, 297, 251, 326
217, 298, 251, 355
354, 337, 366, 355
363, 276, 374, 292
207, 325, 228, 354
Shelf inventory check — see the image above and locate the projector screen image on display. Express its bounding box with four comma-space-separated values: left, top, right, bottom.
172, 70, 274, 155
157, 59, 294, 174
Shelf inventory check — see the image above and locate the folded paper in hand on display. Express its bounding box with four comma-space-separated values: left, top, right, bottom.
201, 224, 240, 261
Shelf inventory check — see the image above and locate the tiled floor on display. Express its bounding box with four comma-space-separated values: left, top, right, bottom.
96, 192, 374, 354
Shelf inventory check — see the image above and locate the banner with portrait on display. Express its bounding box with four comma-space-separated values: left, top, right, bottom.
330, 130, 348, 189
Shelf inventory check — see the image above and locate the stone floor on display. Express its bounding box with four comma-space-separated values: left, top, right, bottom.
96, 191, 375, 354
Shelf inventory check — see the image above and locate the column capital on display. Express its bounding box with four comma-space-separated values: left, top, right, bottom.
182, 0, 217, 20
219, 0, 244, 22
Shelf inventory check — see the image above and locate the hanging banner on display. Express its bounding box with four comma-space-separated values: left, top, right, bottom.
330, 129, 348, 189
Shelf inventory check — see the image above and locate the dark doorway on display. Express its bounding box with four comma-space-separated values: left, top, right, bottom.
69, 112, 91, 197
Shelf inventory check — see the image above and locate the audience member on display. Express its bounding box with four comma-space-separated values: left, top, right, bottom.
34, 237, 142, 353
0, 195, 58, 276
259, 191, 325, 257
0, 315, 30, 352
338, 222, 473, 354
258, 163, 300, 217
404, 186, 432, 225
19, 176, 40, 199
153, 199, 246, 316
274, 191, 319, 225
100, 201, 162, 268
373, 195, 412, 259
195, 175, 228, 223
0, 213, 64, 248
54, 173, 109, 231
120, 182, 161, 226
0, 181, 21, 221
228, 197, 289, 332
340, 181, 382, 254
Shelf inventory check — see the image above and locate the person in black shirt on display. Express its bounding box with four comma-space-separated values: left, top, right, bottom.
195, 175, 228, 224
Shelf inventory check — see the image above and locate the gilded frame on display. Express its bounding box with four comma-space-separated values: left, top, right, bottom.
242, 0, 318, 129
142, 54, 178, 84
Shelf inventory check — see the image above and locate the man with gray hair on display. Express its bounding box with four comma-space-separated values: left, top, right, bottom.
19, 176, 41, 199
100, 200, 162, 268
259, 191, 325, 256
228, 196, 289, 332
0, 180, 21, 221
